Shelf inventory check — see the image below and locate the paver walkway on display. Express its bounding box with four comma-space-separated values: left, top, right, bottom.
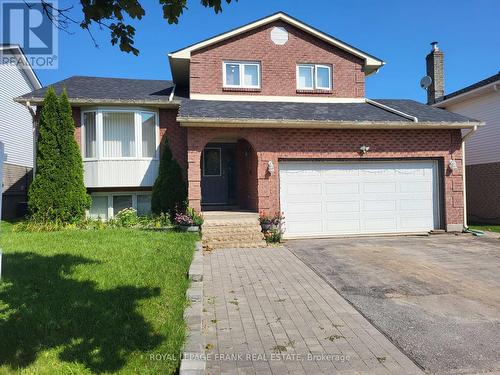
202, 247, 422, 375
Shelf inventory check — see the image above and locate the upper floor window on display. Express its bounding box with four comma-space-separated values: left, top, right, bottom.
223, 61, 260, 89
82, 109, 158, 160
297, 64, 332, 90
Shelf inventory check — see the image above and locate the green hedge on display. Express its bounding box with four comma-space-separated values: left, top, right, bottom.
28, 87, 90, 222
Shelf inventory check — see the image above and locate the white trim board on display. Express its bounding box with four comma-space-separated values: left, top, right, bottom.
189, 94, 365, 103
0, 45, 42, 89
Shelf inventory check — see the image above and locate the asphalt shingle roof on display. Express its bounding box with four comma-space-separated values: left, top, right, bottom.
178, 98, 478, 124
17, 76, 480, 124
18, 76, 175, 102
442, 72, 500, 101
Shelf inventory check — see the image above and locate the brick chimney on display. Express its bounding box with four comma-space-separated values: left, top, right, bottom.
426, 42, 445, 104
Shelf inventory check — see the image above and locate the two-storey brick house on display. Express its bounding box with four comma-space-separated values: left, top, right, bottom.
16, 12, 482, 238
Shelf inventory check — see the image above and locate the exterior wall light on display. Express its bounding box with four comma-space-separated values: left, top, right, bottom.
267, 160, 275, 175
449, 159, 458, 172
360, 145, 370, 156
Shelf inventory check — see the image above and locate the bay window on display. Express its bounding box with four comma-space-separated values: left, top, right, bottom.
103, 112, 135, 158
297, 64, 332, 90
82, 109, 158, 160
141, 113, 156, 157
223, 61, 260, 89
83, 112, 97, 158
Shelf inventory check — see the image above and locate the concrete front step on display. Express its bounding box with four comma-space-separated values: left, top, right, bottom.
202, 225, 263, 236
203, 233, 265, 243
202, 211, 266, 249
202, 220, 260, 228
204, 241, 267, 249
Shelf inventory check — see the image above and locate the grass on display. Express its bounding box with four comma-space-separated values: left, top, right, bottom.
469, 224, 500, 233
0, 221, 198, 374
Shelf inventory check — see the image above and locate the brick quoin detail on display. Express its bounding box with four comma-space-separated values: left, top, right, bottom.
186, 127, 464, 229
190, 20, 365, 98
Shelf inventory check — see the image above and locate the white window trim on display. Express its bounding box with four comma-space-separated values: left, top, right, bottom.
315, 64, 332, 90
296, 65, 314, 90
81, 107, 159, 162
296, 64, 332, 91
222, 61, 261, 89
88, 191, 152, 219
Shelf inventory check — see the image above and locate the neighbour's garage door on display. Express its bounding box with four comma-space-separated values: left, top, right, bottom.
279, 160, 440, 238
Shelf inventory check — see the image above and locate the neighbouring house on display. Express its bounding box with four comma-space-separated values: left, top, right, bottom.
15, 12, 482, 238
0, 45, 42, 220
432, 71, 500, 224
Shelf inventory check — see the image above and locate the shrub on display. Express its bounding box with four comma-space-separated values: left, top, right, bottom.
13, 213, 174, 232
264, 229, 283, 244
28, 88, 90, 223
114, 208, 139, 227
138, 213, 171, 229
151, 139, 187, 219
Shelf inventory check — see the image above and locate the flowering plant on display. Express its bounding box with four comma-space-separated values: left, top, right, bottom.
174, 207, 203, 226
175, 212, 194, 226
258, 212, 283, 225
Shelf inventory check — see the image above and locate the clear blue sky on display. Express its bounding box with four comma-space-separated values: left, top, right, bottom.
35, 0, 500, 102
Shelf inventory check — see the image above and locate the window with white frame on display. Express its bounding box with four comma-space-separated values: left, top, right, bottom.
88, 193, 152, 219
223, 61, 260, 88
82, 109, 158, 160
297, 64, 332, 90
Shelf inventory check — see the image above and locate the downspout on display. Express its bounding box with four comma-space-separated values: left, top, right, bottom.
23, 101, 37, 176
461, 125, 478, 229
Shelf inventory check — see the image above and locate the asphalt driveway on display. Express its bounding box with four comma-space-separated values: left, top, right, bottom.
286, 234, 500, 374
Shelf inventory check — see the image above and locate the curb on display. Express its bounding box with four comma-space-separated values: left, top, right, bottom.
179, 241, 206, 375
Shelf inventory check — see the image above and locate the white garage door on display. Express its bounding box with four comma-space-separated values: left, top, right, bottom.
279, 160, 440, 238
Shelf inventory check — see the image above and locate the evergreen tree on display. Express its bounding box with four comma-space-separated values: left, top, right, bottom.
151, 139, 187, 218
28, 88, 90, 222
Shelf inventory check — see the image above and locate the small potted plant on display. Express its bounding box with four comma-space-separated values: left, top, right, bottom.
259, 213, 274, 232
259, 212, 284, 232
175, 207, 203, 232
260, 212, 285, 244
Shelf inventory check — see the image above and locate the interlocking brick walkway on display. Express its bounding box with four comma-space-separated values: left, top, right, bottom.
203, 247, 422, 375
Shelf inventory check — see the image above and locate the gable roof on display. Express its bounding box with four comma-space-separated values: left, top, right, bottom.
0, 44, 42, 89
15, 76, 177, 107
169, 12, 384, 85
177, 98, 481, 129
435, 72, 500, 107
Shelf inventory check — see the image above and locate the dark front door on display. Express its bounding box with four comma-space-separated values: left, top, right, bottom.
201, 143, 236, 205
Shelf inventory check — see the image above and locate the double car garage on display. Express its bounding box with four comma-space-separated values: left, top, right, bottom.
279, 160, 442, 238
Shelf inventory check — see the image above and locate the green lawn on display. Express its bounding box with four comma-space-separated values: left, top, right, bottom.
0, 222, 198, 374
469, 224, 500, 233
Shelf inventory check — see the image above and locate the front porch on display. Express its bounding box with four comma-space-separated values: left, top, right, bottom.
187, 133, 264, 213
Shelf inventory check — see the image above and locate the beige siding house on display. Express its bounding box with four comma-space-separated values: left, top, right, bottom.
435, 73, 500, 223
0, 45, 42, 219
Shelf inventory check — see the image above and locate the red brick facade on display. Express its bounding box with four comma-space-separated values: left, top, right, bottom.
190, 21, 365, 98
65, 17, 466, 231
72, 104, 465, 229
186, 127, 464, 229
159, 109, 187, 171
